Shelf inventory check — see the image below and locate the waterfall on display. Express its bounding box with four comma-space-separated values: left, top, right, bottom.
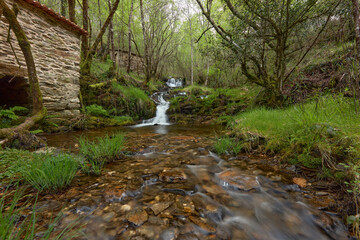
134, 78, 182, 127
166, 78, 183, 88
134, 92, 170, 127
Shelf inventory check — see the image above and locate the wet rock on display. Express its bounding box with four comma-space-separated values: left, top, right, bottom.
103, 188, 125, 202
316, 191, 329, 196
293, 177, 307, 188
202, 184, 228, 196
159, 227, 179, 240
189, 216, 216, 234
136, 223, 163, 239
126, 208, 148, 226
163, 182, 197, 195
151, 201, 173, 215
148, 215, 169, 225
217, 169, 259, 191
35, 200, 62, 212
159, 169, 187, 183
103, 212, 116, 222
282, 184, 301, 192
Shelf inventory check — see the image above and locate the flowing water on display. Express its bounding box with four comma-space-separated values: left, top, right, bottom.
40, 124, 350, 240
134, 92, 171, 127
36, 80, 350, 239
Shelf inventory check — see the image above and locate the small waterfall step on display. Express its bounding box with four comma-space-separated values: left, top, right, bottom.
134, 77, 183, 127
134, 92, 170, 127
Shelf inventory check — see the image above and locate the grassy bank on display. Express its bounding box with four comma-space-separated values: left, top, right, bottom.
169, 85, 258, 124
217, 95, 360, 178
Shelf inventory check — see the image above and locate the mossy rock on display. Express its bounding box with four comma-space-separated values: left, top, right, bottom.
86, 116, 134, 129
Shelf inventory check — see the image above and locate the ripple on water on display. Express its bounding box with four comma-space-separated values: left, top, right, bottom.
40, 126, 350, 239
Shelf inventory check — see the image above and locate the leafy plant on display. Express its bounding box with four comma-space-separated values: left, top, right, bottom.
86, 104, 109, 117
16, 153, 80, 192
0, 106, 28, 128
79, 133, 125, 175
214, 136, 242, 155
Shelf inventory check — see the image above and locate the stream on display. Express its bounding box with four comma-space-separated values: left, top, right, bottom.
36, 79, 351, 239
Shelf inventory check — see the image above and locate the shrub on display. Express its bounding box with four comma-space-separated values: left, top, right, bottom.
16, 153, 80, 192
79, 133, 125, 175
214, 136, 242, 155
230, 95, 360, 169
0, 106, 28, 128
86, 104, 109, 117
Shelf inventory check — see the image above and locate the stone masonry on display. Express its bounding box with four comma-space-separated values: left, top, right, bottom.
0, 0, 86, 116
115, 49, 143, 74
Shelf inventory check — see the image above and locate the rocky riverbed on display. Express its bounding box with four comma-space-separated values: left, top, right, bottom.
29, 125, 351, 239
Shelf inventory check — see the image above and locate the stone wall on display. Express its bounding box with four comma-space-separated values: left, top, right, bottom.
0, 0, 81, 116
115, 50, 143, 73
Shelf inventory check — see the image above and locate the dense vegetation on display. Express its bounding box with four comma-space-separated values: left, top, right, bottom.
2, 0, 360, 237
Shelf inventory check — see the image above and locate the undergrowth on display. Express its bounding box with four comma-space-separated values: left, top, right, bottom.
228, 95, 360, 171
0, 186, 82, 239
79, 133, 125, 175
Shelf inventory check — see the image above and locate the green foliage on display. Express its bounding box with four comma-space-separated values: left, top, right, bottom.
91, 58, 114, 81
230, 95, 360, 169
16, 153, 80, 192
112, 116, 134, 125
1, 149, 79, 192
214, 136, 242, 155
79, 133, 125, 175
86, 104, 109, 117
0, 106, 28, 128
112, 83, 154, 119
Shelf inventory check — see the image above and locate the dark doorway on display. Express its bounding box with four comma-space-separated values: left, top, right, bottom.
0, 75, 30, 108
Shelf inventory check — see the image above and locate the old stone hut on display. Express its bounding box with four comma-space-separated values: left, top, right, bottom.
0, 0, 87, 116
115, 49, 143, 74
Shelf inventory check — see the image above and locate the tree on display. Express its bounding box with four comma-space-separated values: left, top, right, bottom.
0, 0, 46, 140
352, 0, 360, 61
68, 0, 76, 23
195, 0, 340, 106
127, 0, 134, 73
138, 0, 179, 84
80, 0, 120, 76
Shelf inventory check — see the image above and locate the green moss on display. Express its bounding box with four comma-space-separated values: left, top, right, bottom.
227, 95, 360, 170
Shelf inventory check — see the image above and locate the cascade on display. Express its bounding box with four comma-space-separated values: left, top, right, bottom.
134, 77, 183, 127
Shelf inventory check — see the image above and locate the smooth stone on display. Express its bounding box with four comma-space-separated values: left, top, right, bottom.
151, 201, 173, 215
126, 208, 148, 226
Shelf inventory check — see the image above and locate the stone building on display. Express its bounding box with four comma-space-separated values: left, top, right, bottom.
0, 0, 87, 116
115, 49, 143, 73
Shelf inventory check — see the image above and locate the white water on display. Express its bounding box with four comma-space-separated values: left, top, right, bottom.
166, 78, 183, 88
134, 92, 171, 127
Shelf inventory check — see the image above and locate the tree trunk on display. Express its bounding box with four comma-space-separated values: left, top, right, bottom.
140, 0, 150, 84
68, 0, 76, 23
127, 0, 134, 73
108, 0, 115, 68
0, 0, 46, 139
80, 0, 120, 76
353, 0, 360, 61
205, 59, 209, 86
98, 0, 103, 53
189, 16, 194, 85
60, 0, 67, 17
81, 0, 89, 64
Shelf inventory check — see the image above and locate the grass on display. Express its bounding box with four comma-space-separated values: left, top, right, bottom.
111, 83, 155, 119
86, 104, 109, 117
214, 136, 242, 155
229, 95, 360, 170
0, 149, 79, 192
17, 153, 80, 192
79, 133, 125, 175
0, 186, 83, 239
